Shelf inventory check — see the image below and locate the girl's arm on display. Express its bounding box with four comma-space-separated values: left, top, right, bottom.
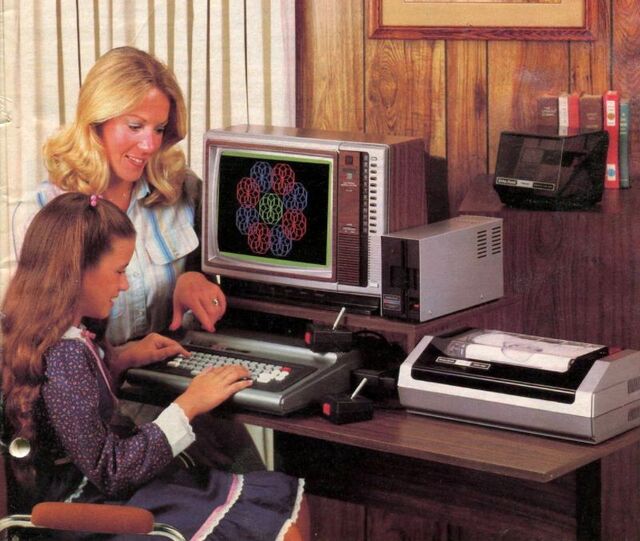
110, 333, 189, 381
43, 339, 251, 497
42, 340, 176, 498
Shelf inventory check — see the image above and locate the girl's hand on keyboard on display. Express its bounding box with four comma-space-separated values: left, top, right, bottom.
112, 333, 190, 377
174, 365, 253, 420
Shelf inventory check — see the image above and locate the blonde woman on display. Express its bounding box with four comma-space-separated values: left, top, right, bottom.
12, 46, 223, 352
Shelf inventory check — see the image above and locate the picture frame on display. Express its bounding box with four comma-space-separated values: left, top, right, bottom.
368, 0, 597, 41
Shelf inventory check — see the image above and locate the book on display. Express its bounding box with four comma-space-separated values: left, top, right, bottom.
579, 93, 603, 131
536, 95, 559, 129
558, 92, 580, 135
558, 93, 569, 133
619, 97, 630, 189
603, 90, 620, 189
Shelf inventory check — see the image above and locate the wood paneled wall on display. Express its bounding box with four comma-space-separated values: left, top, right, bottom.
295, 0, 640, 218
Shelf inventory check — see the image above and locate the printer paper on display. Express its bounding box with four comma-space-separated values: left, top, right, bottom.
445, 330, 604, 373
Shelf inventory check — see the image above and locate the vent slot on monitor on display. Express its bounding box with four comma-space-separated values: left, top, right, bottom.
337, 234, 367, 286
366, 155, 380, 235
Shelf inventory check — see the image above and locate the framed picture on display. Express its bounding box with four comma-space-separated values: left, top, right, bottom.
368, 0, 597, 41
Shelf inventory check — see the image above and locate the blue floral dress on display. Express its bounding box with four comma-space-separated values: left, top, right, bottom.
22, 328, 304, 540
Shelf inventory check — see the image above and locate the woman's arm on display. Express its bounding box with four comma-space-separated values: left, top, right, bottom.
169, 172, 227, 333
169, 271, 227, 333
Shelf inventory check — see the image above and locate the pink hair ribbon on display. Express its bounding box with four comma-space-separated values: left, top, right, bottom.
89, 194, 104, 207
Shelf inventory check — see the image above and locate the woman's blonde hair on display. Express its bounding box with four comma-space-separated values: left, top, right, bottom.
43, 46, 188, 206
1, 193, 135, 495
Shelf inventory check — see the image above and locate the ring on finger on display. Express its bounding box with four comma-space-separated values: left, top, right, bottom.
211, 298, 220, 306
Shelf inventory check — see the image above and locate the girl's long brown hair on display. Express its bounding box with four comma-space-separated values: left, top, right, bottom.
0, 193, 135, 489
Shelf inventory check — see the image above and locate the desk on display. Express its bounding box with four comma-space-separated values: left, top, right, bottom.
232, 407, 640, 540
132, 176, 640, 537
135, 284, 640, 538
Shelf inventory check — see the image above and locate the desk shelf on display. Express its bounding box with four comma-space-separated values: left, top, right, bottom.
234, 407, 640, 540
227, 295, 517, 353
235, 408, 640, 483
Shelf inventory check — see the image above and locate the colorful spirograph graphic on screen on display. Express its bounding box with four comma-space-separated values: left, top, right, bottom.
235, 161, 309, 257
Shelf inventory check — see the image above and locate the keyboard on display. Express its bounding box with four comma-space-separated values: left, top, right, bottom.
125, 330, 362, 415
163, 345, 317, 393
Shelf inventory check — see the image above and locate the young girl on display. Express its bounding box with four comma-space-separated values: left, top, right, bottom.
1, 193, 308, 540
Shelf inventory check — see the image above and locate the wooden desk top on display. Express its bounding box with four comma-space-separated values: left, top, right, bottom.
234, 407, 640, 483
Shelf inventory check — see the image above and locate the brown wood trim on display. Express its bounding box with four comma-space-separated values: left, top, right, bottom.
368, 0, 599, 41
226, 294, 518, 352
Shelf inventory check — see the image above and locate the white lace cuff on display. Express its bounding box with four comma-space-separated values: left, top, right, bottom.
153, 402, 196, 456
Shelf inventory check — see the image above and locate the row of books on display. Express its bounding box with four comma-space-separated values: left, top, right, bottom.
536, 91, 630, 189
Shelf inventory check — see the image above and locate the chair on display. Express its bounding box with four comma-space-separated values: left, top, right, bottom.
0, 384, 186, 540
0, 451, 186, 540
0, 398, 304, 540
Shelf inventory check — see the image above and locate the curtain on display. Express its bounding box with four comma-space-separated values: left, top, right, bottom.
0, 0, 295, 468
0, 0, 295, 290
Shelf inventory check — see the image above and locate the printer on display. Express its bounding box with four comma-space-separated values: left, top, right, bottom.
398, 328, 640, 443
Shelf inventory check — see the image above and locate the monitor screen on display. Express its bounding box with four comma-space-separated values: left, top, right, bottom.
215, 149, 334, 273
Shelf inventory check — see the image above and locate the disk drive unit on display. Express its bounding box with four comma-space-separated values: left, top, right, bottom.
381, 216, 504, 322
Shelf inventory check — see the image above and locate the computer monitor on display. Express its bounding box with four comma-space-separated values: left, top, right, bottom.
202, 125, 427, 314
